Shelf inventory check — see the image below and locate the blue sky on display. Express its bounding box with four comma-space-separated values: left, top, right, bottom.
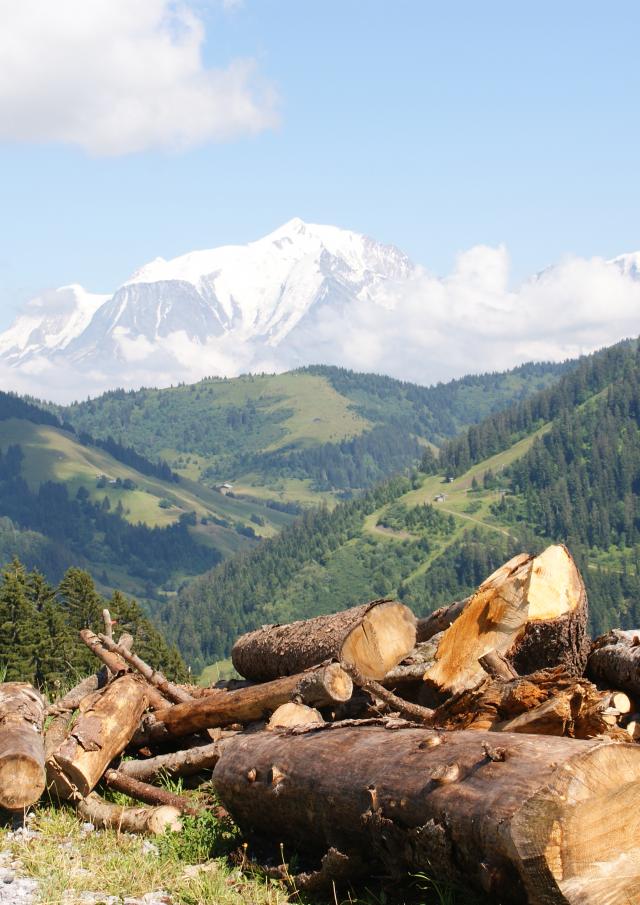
1, 0, 639, 329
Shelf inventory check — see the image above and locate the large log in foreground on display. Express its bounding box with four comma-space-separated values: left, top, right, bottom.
232, 599, 416, 681
213, 725, 640, 905
47, 674, 148, 799
153, 663, 353, 737
0, 682, 46, 811
423, 545, 590, 697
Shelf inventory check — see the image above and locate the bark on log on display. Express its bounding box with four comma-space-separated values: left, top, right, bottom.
103, 769, 200, 815
47, 674, 148, 799
231, 599, 416, 682
213, 724, 640, 905
423, 545, 590, 698
118, 734, 233, 782
152, 663, 352, 737
45, 675, 102, 759
0, 683, 46, 811
79, 629, 168, 711
587, 630, 640, 698
96, 633, 192, 704
77, 792, 182, 835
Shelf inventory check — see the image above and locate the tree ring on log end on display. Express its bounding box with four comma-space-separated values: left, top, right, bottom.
0, 753, 45, 810
511, 741, 640, 903
341, 602, 417, 680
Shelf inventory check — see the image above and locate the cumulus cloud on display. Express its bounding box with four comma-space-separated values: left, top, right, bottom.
0, 0, 277, 155
2, 246, 640, 403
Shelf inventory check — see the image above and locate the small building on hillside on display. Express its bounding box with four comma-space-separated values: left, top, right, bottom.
434, 493, 446, 503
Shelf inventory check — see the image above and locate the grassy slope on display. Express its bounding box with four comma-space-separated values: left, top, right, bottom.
0, 418, 289, 536
62, 364, 568, 507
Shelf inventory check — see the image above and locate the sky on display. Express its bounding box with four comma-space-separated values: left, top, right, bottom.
1, 0, 640, 330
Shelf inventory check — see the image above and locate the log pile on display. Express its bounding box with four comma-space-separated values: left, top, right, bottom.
2, 544, 640, 904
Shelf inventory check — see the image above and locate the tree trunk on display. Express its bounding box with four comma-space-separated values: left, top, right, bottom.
96, 633, 192, 704
102, 769, 200, 815
0, 683, 46, 811
587, 629, 640, 697
118, 734, 234, 782
77, 792, 182, 835
45, 675, 102, 759
47, 674, 148, 799
231, 599, 416, 682
79, 630, 168, 711
424, 545, 590, 698
152, 663, 353, 738
213, 724, 640, 905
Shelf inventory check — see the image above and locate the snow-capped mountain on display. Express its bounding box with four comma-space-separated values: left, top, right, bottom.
2, 220, 640, 401
0, 219, 415, 379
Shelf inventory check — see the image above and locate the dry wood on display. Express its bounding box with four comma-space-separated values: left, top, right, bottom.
103, 769, 200, 815
0, 682, 46, 811
152, 663, 353, 737
213, 723, 640, 905
79, 629, 168, 711
267, 703, 324, 730
601, 691, 632, 714
496, 690, 575, 736
478, 649, 519, 680
342, 662, 434, 724
96, 633, 192, 704
78, 791, 182, 835
45, 675, 102, 759
47, 674, 148, 799
102, 608, 114, 640
423, 545, 590, 698
415, 597, 470, 643
625, 715, 640, 741
118, 734, 233, 782
232, 599, 416, 682
587, 629, 640, 699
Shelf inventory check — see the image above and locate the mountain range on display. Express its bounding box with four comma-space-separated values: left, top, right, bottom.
2, 219, 640, 400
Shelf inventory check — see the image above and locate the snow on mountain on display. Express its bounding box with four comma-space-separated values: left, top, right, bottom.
0, 285, 110, 364
1, 221, 640, 401
609, 251, 640, 280
0, 219, 416, 383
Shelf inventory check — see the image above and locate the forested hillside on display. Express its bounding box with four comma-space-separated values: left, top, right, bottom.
0, 558, 185, 689
165, 339, 640, 673
61, 362, 568, 500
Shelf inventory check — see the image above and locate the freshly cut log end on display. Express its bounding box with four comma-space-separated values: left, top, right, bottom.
424, 545, 590, 697
340, 602, 417, 680
268, 703, 324, 730
0, 682, 46, 811
231, 599, 416, 682
213, 725, 640, 905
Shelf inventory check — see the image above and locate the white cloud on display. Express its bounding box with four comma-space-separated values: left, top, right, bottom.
0, 0, 277, 155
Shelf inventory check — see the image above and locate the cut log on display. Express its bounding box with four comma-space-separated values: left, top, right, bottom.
496, 690, 574, 736
78, 792, 182, 835
0, 683, 46, 811
118, 734, 233, 782
267, 703, 324, 730
45, 674, 102, 759
423, 545, 590, 698
415, 597, 470, 644
47, 674, 148, 799
587, 629, 640, 698
231, 599, 416, 682
601, 691, 632, 714
103, 769, 200, 815
151, 663, 353, 738
213, 724, 640, 905
96, 633, 192, 704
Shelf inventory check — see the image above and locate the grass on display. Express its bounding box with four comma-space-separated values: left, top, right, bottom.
0, 805, 478, 905
0, 419, 292, 538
